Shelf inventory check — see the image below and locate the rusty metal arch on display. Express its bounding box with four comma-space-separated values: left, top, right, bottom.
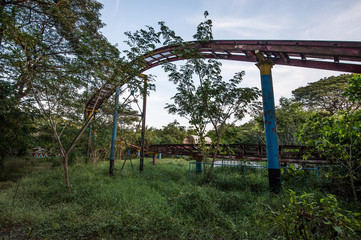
86, 39, 361, 113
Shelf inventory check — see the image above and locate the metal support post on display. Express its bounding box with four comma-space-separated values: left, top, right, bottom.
256, 51, 281, 193
140, 77, 147, 172
196, 162, 202, 173
86, 120, 92, 158
153, 154, 157, 165
109, 87, 120, 176
86, 109, 97, 159
93, 130, 97, 147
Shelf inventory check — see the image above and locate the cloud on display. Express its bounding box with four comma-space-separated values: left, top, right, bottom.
214, 16, 286, 32
301, 1, 361, 40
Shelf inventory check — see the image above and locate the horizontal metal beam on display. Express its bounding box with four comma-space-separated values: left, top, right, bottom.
148, 143, 326, 164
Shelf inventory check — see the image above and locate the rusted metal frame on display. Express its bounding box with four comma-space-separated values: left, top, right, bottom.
134, 39, 361, 70
233, 45, 360, 57
196, 42, 361, 59
273, 58, 361, 73
148, 145, 329, 166
148, 143, 326, 160
150, 41, 361, 63
201, 39, 361, 48
208, 40, 361, 50
85, 39, 361, 118
144, 52, 361, 75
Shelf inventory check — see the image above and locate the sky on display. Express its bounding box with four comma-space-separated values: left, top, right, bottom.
98, 0, 361, 129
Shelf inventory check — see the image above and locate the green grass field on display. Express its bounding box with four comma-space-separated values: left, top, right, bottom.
0, 157, 359, 239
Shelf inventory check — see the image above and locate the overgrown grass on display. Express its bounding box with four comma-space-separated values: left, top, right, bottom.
0, 157, 359, 239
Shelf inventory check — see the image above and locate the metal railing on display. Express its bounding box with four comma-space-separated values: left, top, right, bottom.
188, 161, 332, 186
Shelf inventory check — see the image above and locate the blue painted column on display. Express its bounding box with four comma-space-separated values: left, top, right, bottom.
93, 130, 97, 147
109, 87, 120, 176
158, 153, 161, 160
256, 56, 281, 193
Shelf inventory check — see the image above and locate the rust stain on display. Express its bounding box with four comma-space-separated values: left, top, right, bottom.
234, 45, 245, 49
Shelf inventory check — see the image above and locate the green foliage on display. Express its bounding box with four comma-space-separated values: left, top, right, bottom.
281, 164, 305, 182
271, 190, 361, 239
0, 81, 35, 161
292, 74, 359, 114
1, 158, 360, 239
206, 121, 264, 145
0, 157, 27, 181
248, 97, 311, 145
345, 74, 361, 102
0, 158, 276, 239
0, 0, 125, 187
275, 98, 312, 145
0, 0, 110, 98
151, 120, 187, 145
193, 11, 213, 41
298, 111, 361, 202
296, 74, 361, 203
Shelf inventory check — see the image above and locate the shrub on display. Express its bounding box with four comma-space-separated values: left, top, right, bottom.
281, 164, 305, 182
0, 157, 27, 181
271, 190, 361, 239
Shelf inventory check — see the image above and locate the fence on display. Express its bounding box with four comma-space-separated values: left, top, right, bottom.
188, 161, 332, 186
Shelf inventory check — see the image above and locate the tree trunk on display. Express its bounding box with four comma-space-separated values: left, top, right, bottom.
349, 171, 358, 206
63, 154, 70, 189
207, 136, 221, 179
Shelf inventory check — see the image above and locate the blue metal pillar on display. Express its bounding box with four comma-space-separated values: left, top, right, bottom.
158, 153, 161, 159
256, 54, 281, 193
93, 130, 97, 147
109, 87, 120, 176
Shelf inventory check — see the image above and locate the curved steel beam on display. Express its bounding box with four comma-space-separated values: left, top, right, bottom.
86, 39, 361, 113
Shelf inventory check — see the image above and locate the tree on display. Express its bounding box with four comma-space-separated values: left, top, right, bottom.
297, 74, 361, 205
298, 111, 361, 204
275, 98, 312, 145
345, 74, 361, 102
0, 80, 35, 163
0, 0, 122, 188
153, 120, 186, 145
164, 12, 261, 178
164, 61, 210, 147
0, 0, 107, 100
292, 74, 360, 114
207, 121, 265, 145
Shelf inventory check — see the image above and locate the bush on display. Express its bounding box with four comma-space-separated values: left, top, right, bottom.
0, 157, 27, 181
271, 190, 361, 239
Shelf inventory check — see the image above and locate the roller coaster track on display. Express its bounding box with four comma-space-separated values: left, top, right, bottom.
148, 144, 328, 165
85, 39, 361, 113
